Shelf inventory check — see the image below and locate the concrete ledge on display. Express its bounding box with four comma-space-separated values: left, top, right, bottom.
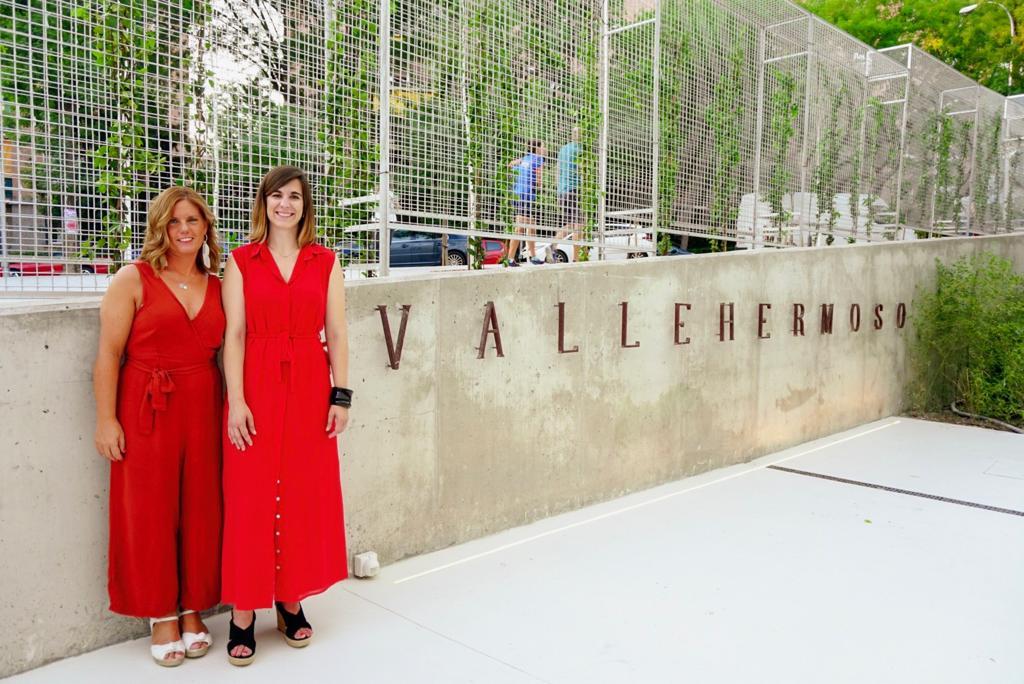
1, 235, 1022, 676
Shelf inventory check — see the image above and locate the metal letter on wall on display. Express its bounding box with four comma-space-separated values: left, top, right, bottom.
674, 303, 692, 345
556, 303, 579, 354
820, 304, 835, 335
478, 301, 505, 359
758, 303, 772, 339
896, 303, 908, 329
377, 304, 412, 369
620, 302, 640, 348
792, 303, 806, 337
719, 303, 735, 342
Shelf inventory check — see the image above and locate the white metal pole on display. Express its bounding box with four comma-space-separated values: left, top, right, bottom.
853, 53, 871, 241
930, 83, 947, 234
965, 86, 981, 234
798, 16, 815, 246
650, 0, 661, 254
460, 0, 476, 261
750, 28, 767, 248
597, 0, 610, 261
892, 60, 911, 239
323, 0, 332, 209
211, 103, 221, 241
0, 143, 8, 274
377, 0, 391, 276
1003, 99, 1012, 230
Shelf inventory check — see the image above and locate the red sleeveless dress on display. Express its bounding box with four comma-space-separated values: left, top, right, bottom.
221, 242, 347, 610
108, 262, 225, 617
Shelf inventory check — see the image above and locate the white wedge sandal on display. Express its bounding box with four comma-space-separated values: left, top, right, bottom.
179, 609, 213, 658
149, 615, 186, 667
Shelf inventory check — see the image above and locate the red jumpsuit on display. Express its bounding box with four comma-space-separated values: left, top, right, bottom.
108, 262, 225, 617
221, 242, 347, 610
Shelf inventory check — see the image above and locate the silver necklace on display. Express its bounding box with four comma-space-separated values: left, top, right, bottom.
164, 270, 195, 290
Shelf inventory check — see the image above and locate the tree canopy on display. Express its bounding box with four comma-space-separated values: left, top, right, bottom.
796, 0, 1023, 95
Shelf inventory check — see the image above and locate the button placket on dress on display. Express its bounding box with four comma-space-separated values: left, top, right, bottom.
274, 477, 283, 575
271, 265, 301, 583
272, 253, 293, 587
274, 266, 290, 583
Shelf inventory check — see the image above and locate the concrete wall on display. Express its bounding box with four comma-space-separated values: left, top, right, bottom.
2, 235, 1022, 676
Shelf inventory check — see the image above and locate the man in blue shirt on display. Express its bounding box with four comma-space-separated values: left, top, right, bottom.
506, 140, 546, 267
554, 127, 581, 261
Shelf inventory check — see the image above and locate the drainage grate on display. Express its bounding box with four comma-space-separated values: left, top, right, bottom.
767, 465, 1024, 518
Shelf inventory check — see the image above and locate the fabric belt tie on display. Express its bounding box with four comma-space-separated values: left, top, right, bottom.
127, 359, 214, 435
247, 333, 322, 382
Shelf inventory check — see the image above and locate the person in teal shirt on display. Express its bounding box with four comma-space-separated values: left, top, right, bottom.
554, 127, 581, 261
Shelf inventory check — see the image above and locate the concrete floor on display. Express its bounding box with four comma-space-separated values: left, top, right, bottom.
10, 417, 1023, 683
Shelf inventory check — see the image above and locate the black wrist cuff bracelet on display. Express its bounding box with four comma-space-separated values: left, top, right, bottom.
330, 386, 353, 408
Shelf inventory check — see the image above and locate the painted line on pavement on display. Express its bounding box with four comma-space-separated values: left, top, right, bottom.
767, 464, 1024, 517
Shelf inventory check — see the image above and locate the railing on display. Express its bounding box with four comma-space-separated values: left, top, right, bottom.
1, 0, 1021, 293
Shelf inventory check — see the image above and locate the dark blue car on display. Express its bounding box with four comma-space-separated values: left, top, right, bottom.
335, 229, 470, 267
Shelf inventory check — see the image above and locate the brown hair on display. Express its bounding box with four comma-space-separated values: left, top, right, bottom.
249, 165, 317, 247
139, 186, 221, 274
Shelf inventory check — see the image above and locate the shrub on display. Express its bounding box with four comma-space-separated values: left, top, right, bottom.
909, 252, 1024, 427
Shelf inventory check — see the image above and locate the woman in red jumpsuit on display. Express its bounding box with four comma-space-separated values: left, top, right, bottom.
93, 186, 225, 666
221, 165, 350, 665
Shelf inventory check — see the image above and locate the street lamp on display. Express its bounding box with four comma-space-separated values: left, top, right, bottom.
959, 2, 1017, 90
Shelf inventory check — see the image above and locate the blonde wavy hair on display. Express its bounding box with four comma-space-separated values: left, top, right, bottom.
249, 165, 317, 247
139, 186, 222, 274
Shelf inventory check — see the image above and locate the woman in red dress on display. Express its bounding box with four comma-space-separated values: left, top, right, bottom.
221, 165, 350, 665
93, 186, 225, 666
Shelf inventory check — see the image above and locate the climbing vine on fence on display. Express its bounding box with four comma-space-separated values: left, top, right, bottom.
847, 94, 888, 237
860, 97, 886, 238
1007, 141, 1023, 232
766, 69, 799, 233
812, 86, 845, 242
848, 97, 865, 241
930, 112, 955, 227
467, 0, 523, 254
706, 43, 745, 252
323, 0, 378, 265
971, 112, 1002, 230
462, 0, 486, 268
909, 112, 940, 235
1, 2, 97, 263
575, 14, 600, 262
89, 0, 182, 268
950, 118, 973, 232
656, 5, 689, 247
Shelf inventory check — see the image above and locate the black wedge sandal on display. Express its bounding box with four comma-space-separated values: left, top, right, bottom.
226, 615, 256, 666
275, 602, 313, 648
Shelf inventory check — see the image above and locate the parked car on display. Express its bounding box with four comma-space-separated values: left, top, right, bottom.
2, 259, 110, 276
4, 262, 65, 274
534, 232, 692, 263
479, 239, 505, 265
2, 261, 65, 276
335, 230, 505, 267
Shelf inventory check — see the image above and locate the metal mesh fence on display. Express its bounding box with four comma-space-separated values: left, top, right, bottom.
1006, 95, 1024, 231
1, 0, 1021, 291
1, 0, 206, 290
